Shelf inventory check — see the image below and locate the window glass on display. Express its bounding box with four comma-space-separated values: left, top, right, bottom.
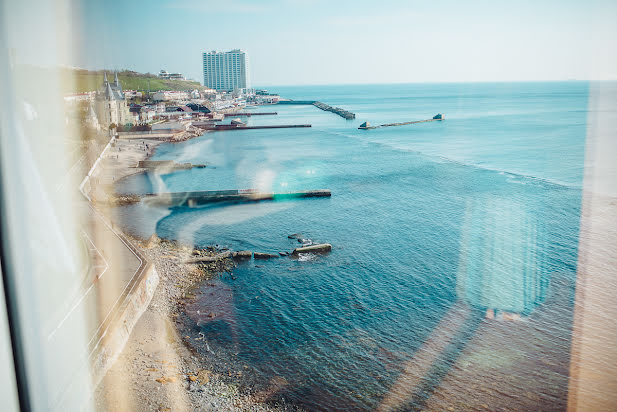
1, 1, 617, 411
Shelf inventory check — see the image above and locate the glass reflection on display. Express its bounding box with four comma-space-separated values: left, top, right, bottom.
456, 196, 549, 319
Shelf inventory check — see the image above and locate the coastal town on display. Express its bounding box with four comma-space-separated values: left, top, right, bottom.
65, 69, 281, 137
63, 50, 329, 411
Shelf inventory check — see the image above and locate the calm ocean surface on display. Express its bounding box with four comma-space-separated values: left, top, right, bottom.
116, 82, 588, 410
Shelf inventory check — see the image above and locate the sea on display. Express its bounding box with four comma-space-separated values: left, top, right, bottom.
115, 82, 591, 411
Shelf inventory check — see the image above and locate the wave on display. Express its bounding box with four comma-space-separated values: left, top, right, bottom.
321, 128, 583, 191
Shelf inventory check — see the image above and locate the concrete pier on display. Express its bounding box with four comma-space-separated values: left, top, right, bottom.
137, 160, 206, 170
143, 189, 331, 207
292, 243, 332, 255
359, 114, 444, 130
223, 112, 277, 117
277, 100, 317, 105
195, 124, 311, 131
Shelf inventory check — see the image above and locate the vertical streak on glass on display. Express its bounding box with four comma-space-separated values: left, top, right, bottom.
568, 82, 617, 411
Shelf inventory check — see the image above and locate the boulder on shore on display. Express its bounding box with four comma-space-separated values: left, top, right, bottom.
145, 234, 160, 248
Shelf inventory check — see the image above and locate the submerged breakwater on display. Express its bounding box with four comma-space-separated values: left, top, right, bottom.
114, 82, 592, 411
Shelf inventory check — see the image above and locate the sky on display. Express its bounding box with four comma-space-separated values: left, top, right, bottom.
8, 0, 617, 86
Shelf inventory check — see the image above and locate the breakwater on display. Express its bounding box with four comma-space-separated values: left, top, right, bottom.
137, 160, 206, 170
277, 99, 356, 119
359, 113, 444, 129
313, 101, 356, 119
194, 123, 311, 131
277, 100, 317, 105
142, 189, 331, 207
223, 112, 278, 117
183, 243, 332, 264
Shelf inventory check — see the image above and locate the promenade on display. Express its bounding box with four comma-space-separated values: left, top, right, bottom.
56, 135, 161, 393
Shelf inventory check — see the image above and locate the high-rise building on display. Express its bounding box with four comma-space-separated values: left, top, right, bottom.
202, 49, 249, 91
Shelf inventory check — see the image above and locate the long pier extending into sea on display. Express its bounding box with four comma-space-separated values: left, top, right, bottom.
193, 122, 311, 131
141, 189, 331, 207
223, 112, 278, 117
278, 100, 356, 120
359, 114, 444, 130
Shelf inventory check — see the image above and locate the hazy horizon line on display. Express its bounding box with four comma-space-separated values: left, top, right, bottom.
255, 78, 616, 88
17, 63, 617, 87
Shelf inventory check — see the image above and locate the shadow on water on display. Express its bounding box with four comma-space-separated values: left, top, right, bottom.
398, 308, 484, 411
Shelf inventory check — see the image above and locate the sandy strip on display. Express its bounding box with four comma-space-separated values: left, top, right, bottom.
90, 129, 296, 410
92, 137, 163, 186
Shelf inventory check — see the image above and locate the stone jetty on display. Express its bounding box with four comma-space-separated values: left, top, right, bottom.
312, 101, 356, 119
277, 99, 356, 119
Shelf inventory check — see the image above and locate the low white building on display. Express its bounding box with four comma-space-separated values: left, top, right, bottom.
253, 94, 280, 104
123, 90, 143, 99
158, 70, 185, 80
151, 90, 190, 101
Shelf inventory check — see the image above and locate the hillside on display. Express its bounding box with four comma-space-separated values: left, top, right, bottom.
72, 69, 202, 93
10, 66, 204, 101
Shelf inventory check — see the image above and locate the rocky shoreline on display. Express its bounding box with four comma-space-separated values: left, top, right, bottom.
93, 120, 303, 410
93, 112, 319, 410
96, 233, 300, 411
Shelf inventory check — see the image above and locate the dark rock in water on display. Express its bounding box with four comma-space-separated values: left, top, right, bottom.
254, 252, 279, 259
288, 233, 302, 239
232, 250, 252, 260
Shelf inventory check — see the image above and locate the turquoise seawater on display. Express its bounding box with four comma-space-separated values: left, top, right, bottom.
116, 82, 589, 410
